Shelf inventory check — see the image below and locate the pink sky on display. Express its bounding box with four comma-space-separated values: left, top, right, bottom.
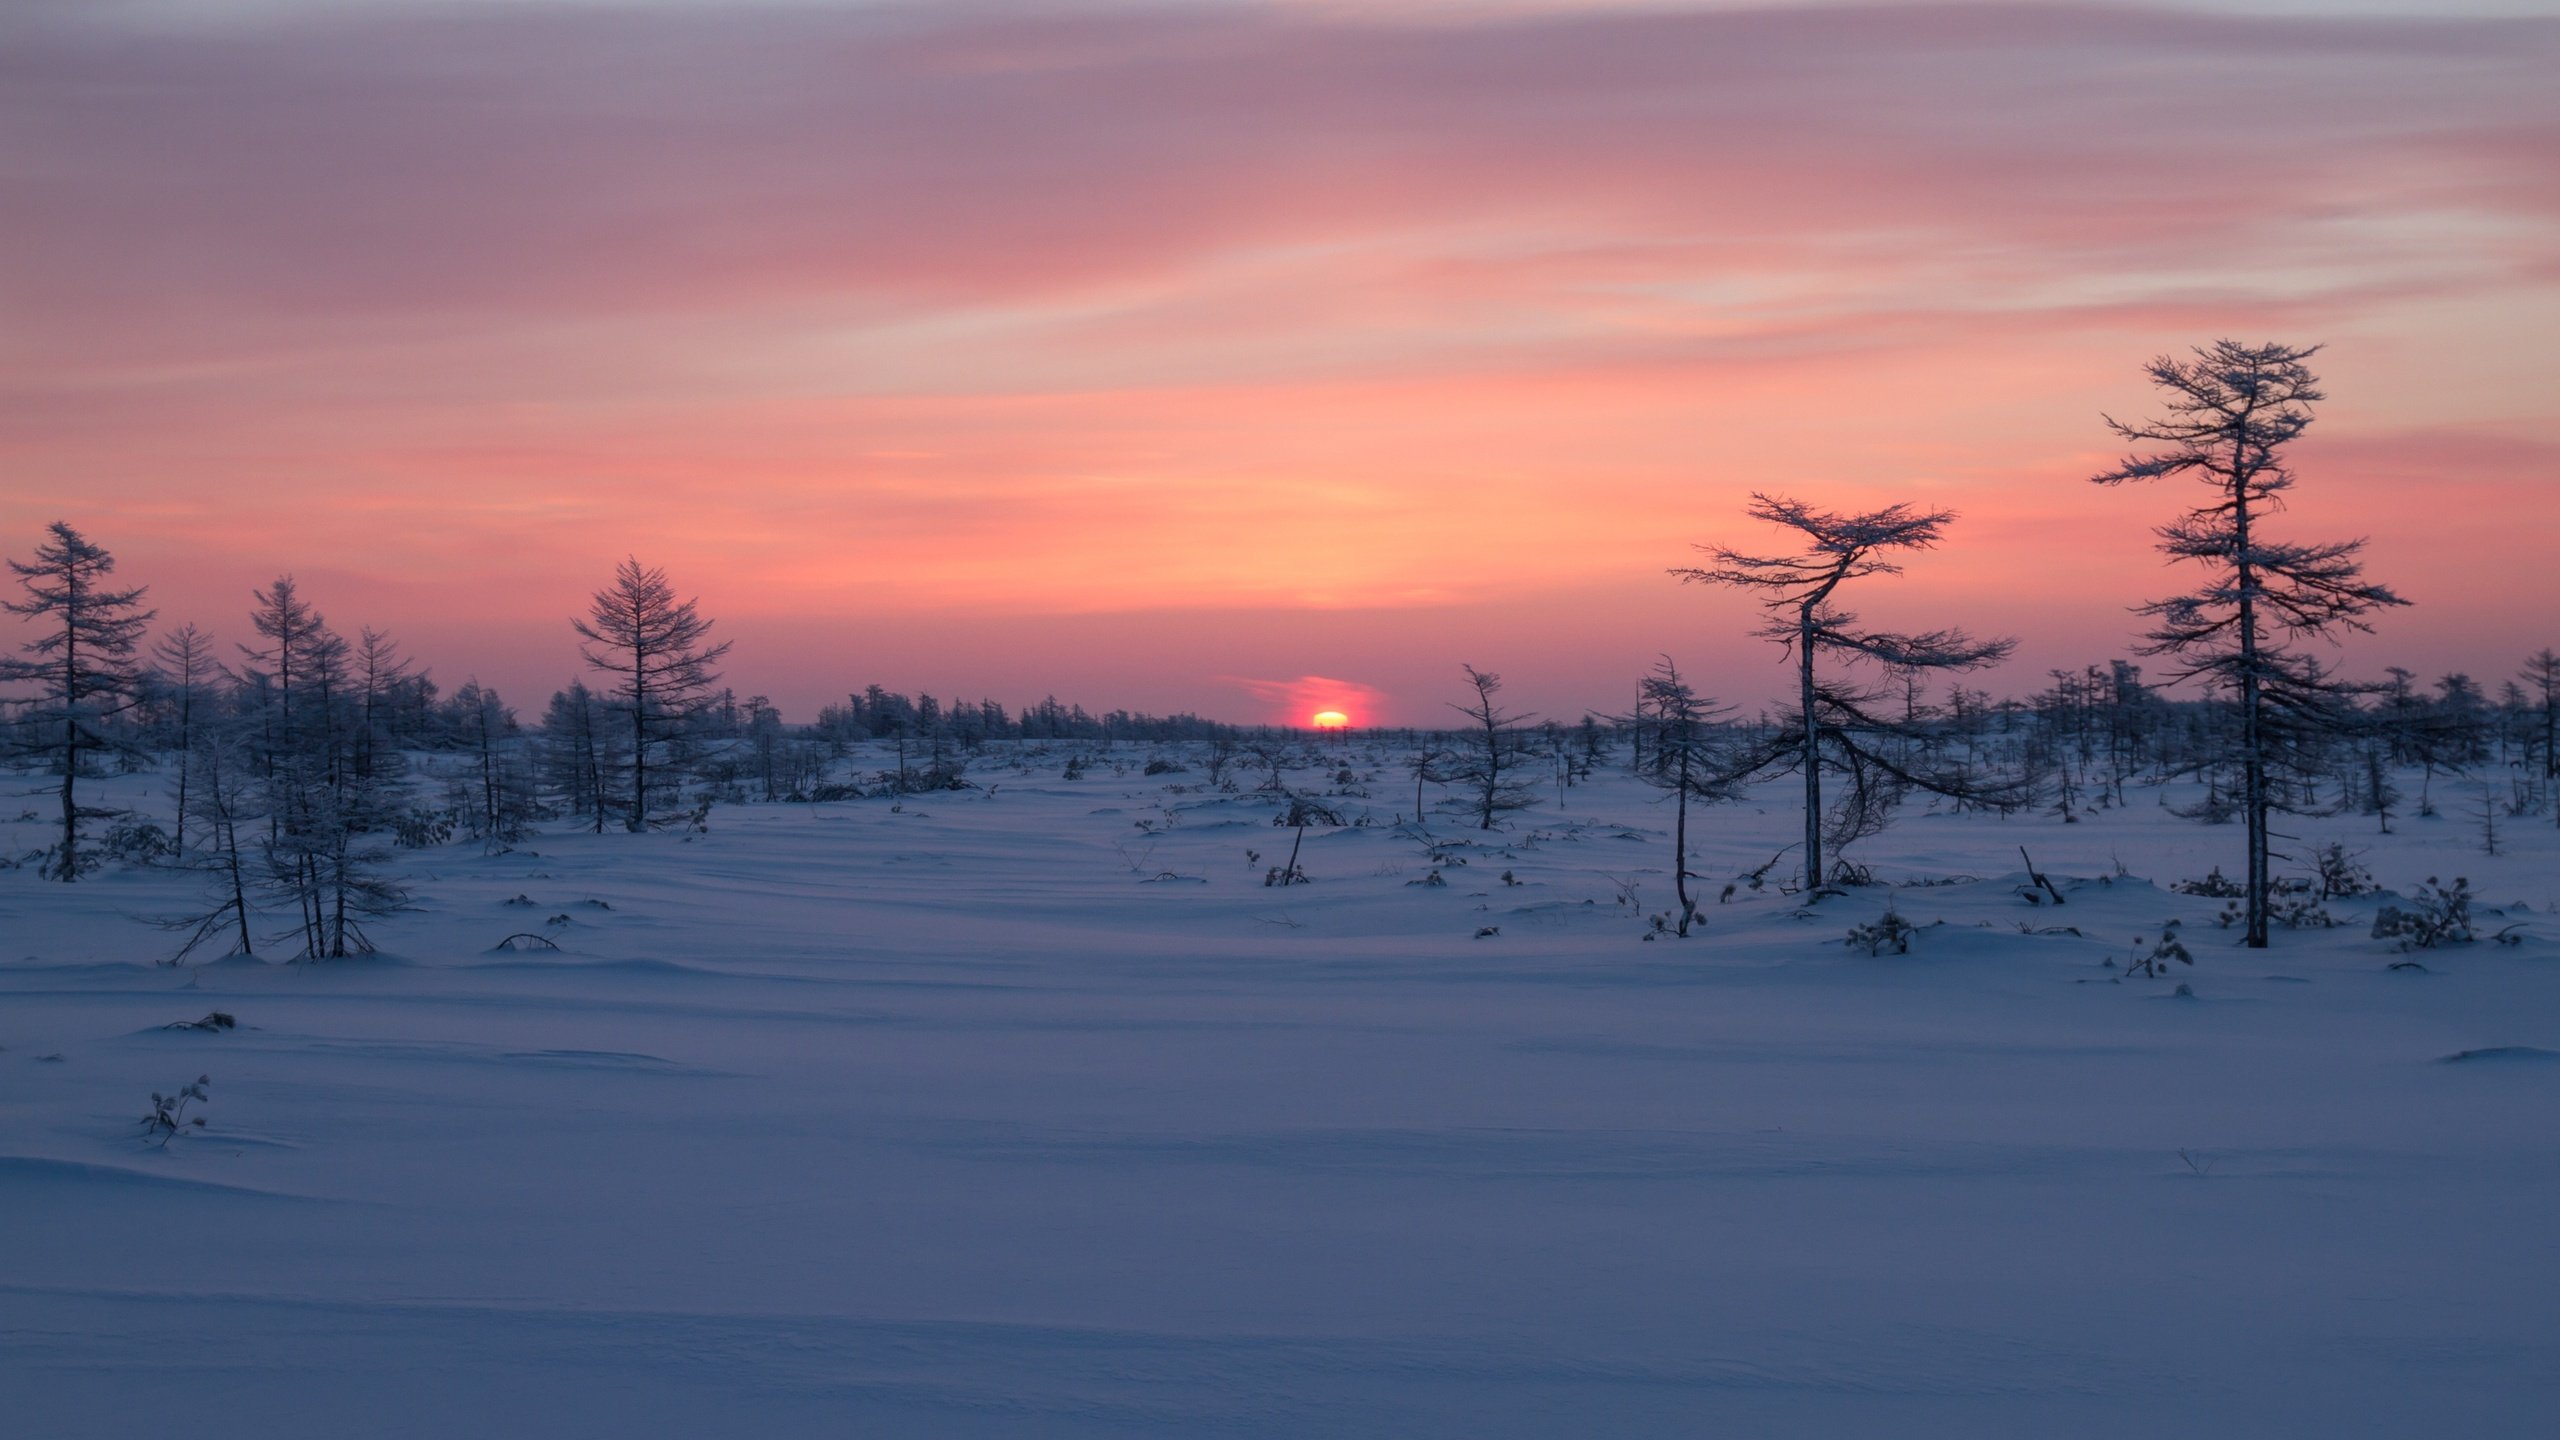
5, 0, 2555, 725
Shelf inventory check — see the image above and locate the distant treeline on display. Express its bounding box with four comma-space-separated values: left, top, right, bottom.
821, 686, 1236, 745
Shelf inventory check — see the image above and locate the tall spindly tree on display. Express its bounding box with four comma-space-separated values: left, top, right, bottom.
2, 523, 155, 880
149, 622, 216, 853
2092, 340, 2407, 947
574, 558, 731, 831
1446, 665, 1538, 830
2521, 648, 2560, 827
163, 734, 262, 963
1676, 495, 2013, 892
540, 679, 619, 834
1627, 656, 1736, 935
234, 578, 410, 959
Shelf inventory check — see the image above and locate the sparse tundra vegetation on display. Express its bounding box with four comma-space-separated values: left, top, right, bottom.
7, 344, 2558, 1433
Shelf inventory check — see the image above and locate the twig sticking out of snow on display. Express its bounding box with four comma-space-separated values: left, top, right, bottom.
2019, 847, 2066, 906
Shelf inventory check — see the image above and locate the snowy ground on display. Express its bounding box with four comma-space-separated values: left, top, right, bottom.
4, 745, 2557, 1437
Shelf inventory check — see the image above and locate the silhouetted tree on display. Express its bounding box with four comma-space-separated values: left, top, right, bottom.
229, 579, 412, 958
350, 627, 413, 787
1404, 744, 1449, 826
574, 558, 732, 831
240, 577, 343, 952
1446, 665, 1537, 829
1627, 656, 1735, 934
2522, 648, 2560, 826
149, 622, 216, 853
445, 680, 531, 844
1675, 495, 2013, 891
540, 679, 618, 832
746, 695, 785, 801
2, 522, 155, 879
164, 734, 261, 962
239, 576, 332, 779
2091, 340, 2406, 946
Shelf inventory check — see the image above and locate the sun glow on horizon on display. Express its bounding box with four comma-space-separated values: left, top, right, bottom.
1311, 710, 1352, 730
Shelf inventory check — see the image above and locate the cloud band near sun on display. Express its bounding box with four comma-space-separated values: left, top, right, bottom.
1225, 675, 1392, 729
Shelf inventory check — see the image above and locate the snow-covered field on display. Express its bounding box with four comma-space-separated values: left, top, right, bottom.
5, 746, 2557, 1437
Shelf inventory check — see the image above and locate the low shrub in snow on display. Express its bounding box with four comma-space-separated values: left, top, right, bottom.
2306, 843, 2378, 901
99, 819, 172, 866
2122, 924, 2193, 978
1844, 903, 1918, 956
2372, 877, 2474, 951
2174, 868, 2247, 898
396, 806, 457, 849
142, 1075, 211, 1146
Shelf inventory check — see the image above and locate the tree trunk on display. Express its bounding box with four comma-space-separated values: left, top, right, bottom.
629, 688, 649, 832
53, 614, 81, 881
1672, 739, 1694, 935
171, 692, 193, 854
56, 714, 79, 882
329, 841, 349, 958
2232, 433, 2271, 949
225, 815, 254, 958
1800, 599, 1822, 891
479, 715, 499, 839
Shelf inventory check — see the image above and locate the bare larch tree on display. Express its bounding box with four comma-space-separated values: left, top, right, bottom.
575, 558, 732, 831
2, 522, 155, 880
1627, 656, 1735, 935
350, 627, 413, 788
1676, 495, 2014, 892
2522, 648, 2560, 828
2091, 340, 2407, 947
164, 734, 262, 962
541, 679, 617, 833
1447, 665, 1538, 829
149, 621, 216, 853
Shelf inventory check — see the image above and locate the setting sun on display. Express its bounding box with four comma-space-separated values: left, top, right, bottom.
1311, 710, 1351, 730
